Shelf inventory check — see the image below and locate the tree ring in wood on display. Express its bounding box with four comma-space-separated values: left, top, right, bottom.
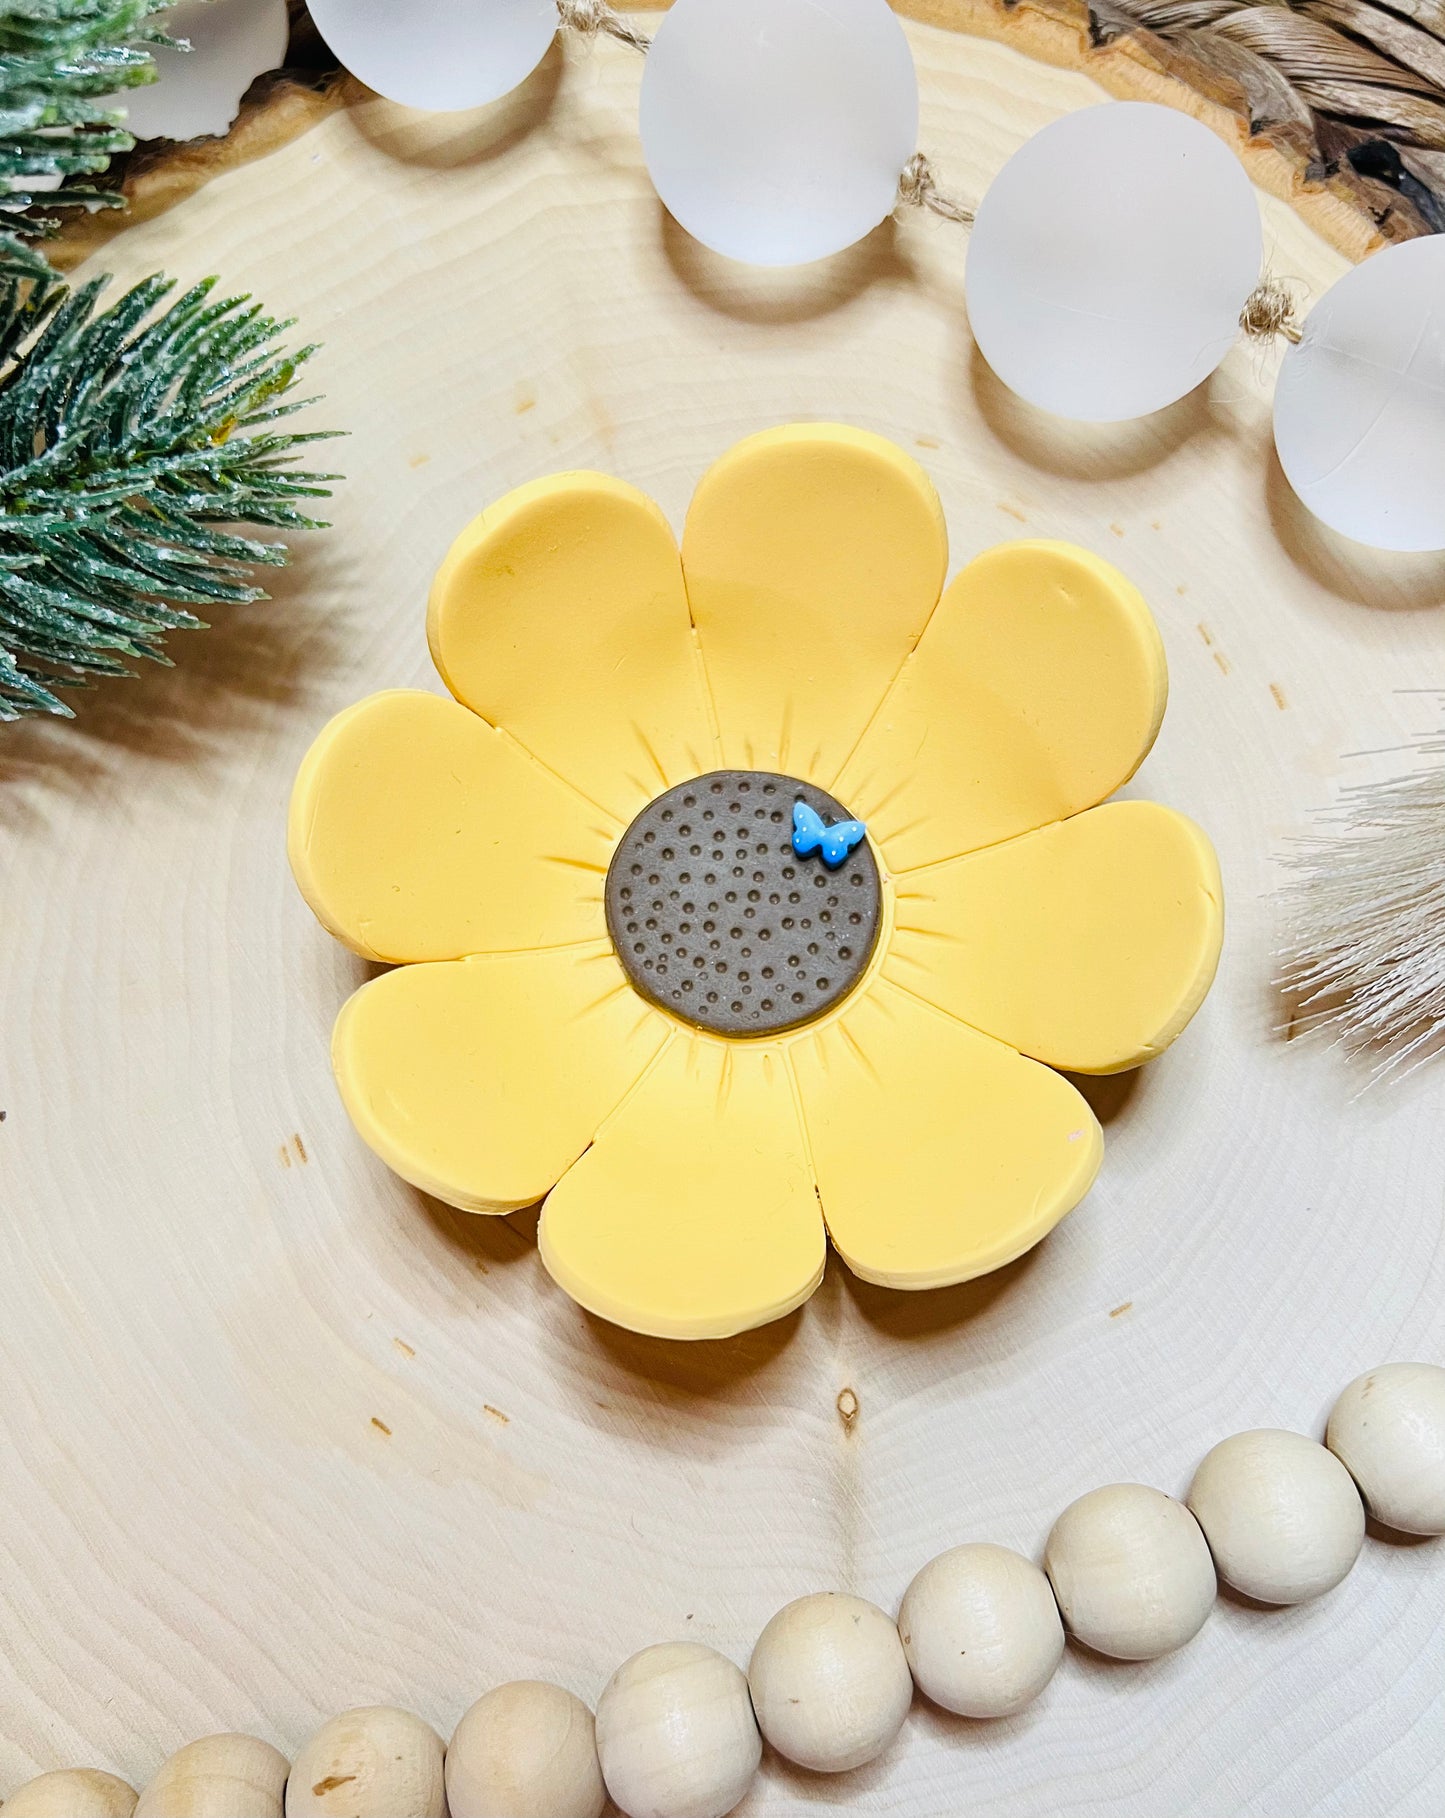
605, 771, 882, 1037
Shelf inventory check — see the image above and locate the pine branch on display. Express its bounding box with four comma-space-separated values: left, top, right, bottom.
0, 3, 340, 722
0, 269, 339, 720
0, 0, 176, 262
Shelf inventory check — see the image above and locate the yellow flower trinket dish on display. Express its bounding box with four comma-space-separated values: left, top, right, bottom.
288, 424, 1223, 1340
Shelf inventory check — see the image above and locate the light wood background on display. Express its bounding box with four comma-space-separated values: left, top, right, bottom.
4, 14, 1445, 1816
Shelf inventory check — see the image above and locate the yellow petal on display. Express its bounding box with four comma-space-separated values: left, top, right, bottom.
681, 424, 948, 781
540, 1036, 826, 1339
333, 944, 670, 1213
289, 690, 616, 963
428, 473, 717, 824
888, 802, 1223, 1074
791, 980, 1101, 1288
835, 541, 1167, 872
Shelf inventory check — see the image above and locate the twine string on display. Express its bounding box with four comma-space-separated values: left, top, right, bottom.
896, 152, 975, 226
553, 6, 1302, 347
556, 0, 652, 55
1239, 276, 1303, 344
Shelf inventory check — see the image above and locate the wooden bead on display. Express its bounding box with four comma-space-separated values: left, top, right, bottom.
898, 1543, 1064, 1718
285, 1707, 445, 1816
135, 1735, 289, 1818
1045, 1484, 1216, 1660
2, 1769, 138, 1816
446, 1681, 605, 1818
1188, 1429, 1365, 1604
748, 1592, 912, 1774
595, 1642, 760, 1818
1327, 1362, 1445, 1535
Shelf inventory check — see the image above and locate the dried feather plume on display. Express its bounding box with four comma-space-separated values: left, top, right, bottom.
1278, 733, 1445, 1077
1093, 0, 1445, 237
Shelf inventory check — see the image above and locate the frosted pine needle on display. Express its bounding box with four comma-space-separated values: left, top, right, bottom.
0, 0, 174, 271
0, 271, 339, 719
1278, 731, 1445, 1079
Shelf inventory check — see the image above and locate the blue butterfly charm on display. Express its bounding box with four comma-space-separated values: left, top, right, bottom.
792, 801, 867, 869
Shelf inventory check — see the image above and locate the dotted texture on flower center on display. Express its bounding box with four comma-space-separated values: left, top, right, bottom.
605, 770, 882, 1038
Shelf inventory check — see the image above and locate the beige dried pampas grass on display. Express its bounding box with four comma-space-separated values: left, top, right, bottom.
1278, 729, 1445, 1077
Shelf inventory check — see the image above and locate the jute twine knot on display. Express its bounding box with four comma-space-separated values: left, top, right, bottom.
1239, 277, 1303, 344
542, 26, 1307, 355
556, 0, 651, 54
897, 153, 975, 226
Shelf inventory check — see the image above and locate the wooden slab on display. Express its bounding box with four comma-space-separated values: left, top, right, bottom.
4, 16, 1445, 1816
51, 0, 1410, 271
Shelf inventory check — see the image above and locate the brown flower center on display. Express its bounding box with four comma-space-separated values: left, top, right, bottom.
605, 770, 881, 1038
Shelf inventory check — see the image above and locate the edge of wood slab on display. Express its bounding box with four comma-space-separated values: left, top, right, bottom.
48, 71, 354, 273
50, 0, 1383, 273
894, 0, 1385, 261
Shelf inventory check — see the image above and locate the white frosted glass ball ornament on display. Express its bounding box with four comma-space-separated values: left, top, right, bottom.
1274, 237, 1445, 551
966, 103, 1263, 421
307, 0, 558, 112
108, 0, 289, 142
639, 0, 919, 267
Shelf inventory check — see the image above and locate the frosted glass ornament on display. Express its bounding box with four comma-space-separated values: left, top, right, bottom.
966, 103, 1263, 422
107, 0, 289, 142
307, 0, 558, 113
639, 0, 919, 267
1274, 236, 1445, 552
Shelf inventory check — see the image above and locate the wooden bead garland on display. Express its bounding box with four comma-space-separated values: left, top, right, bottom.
134, 1735, 289, 1818
446, 1681, 606, 1818
898, 1543, 1064, 1718
8, 1363, 1443, 1818
748, 1593, 912, 1773
1187, 1430, 1365, 1605
284, 1707, 446, 1817
1327, 1362, 1445, 1535
0, 1769, 138, 1816
1044, 1484, 1216, 1660
595, 1642, 761, 1818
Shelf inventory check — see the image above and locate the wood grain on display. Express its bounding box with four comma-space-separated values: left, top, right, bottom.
3, 16, 1445, 1817
51, 0, 1399, 270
